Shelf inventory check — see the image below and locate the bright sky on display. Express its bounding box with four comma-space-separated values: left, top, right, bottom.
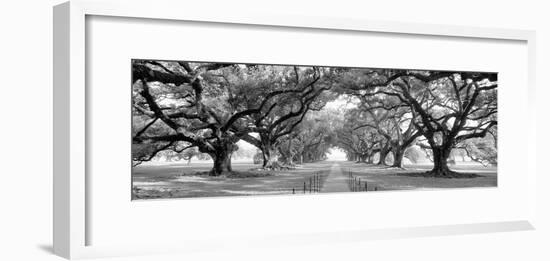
326, 147, 347, 161
236, 140, 256, 152
324, 94, 358, 110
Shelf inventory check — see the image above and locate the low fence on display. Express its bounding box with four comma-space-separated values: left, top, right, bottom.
292, 171, 327, 194
346, 169, 379, 192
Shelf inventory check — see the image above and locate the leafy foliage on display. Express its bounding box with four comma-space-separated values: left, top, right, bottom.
132, 60, 498, 177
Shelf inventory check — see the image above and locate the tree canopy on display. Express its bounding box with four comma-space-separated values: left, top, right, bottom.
132, 60, 497, 177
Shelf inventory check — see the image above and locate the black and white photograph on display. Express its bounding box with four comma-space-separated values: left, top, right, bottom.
131, 60, 498, 199
2, 0, 549, 260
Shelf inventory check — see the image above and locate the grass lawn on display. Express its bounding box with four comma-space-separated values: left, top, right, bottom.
132, 160, 497, 200
132, 160, 330, 199
339, 161, 497, 191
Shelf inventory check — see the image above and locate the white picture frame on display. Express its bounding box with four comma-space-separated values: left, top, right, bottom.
53, 0, 537, 259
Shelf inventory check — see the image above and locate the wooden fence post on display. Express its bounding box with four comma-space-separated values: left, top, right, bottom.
314, 174, 317, 192
317, 174, 319, 192
316, 174, 319, 192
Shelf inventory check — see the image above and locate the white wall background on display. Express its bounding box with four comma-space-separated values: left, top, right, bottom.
0, 0, 548, 260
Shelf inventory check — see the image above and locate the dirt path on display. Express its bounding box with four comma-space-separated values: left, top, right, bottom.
321, 163, 350, 193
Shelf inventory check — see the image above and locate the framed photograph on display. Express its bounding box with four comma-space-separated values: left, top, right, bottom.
54, 0, 537, 259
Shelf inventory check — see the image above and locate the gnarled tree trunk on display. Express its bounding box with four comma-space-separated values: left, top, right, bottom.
357, 154, 367, 163
208, 141, 235, 176
378, 148, 389, 165
392, 149, 404, 168
277, 147, 293, 166
262, 147, 280, 169
429, 145, 454, 177
210, 151, 232, 176
366, 154, 373, 164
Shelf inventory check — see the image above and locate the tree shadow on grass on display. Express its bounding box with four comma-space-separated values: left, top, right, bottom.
393, 171, 485, 179
191, 171, 276, 179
